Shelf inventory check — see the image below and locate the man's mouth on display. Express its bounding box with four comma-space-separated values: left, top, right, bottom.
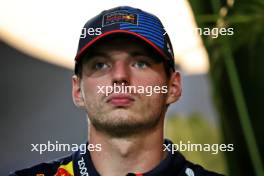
106, 94, 135, 107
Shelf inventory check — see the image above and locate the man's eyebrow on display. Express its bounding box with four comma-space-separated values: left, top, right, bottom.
83, 51, 109, 62
130, 51, 162, 62
86, 51, 149, 59
83, 50, 159, 62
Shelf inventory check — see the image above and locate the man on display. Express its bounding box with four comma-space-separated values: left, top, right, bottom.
11, 6, 224, 176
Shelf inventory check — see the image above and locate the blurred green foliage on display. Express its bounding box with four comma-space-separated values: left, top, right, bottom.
188, 0, 264, 175
165, 113, 227, 174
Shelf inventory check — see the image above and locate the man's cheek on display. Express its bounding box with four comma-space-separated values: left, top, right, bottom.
85, 98, 103, 117
83, 85, 105, 101
146, 93, 166, 108
83, 90, 101, 108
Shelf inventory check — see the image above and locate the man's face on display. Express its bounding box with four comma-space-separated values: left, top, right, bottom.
72, 36, 181, 137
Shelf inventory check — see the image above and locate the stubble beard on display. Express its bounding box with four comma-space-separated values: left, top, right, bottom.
88, 108, 163, 138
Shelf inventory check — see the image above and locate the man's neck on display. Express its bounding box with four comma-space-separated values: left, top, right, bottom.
88, 121, 166, 176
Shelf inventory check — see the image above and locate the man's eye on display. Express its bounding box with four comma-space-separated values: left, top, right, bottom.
133, 61, 150, 69
94, 62, 109, 70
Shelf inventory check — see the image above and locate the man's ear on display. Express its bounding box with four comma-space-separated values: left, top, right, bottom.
72, 75, 85, 108
166, 71, 182, 105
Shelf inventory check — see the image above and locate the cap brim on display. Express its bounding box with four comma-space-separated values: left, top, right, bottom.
75, 30, 167, 63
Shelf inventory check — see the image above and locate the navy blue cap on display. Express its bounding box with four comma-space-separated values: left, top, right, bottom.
75, 6, 175, 72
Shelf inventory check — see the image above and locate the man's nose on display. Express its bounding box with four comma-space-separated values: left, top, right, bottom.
111, 60, 130, 85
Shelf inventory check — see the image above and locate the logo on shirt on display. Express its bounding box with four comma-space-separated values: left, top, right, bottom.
185, 168, 195, 176
102, 10, 138, 27
78, 157, 89, 176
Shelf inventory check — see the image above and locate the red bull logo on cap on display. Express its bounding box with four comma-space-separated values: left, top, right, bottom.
102, 11, 138, 27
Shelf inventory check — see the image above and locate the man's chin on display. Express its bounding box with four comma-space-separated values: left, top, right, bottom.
90, 114, 160, 138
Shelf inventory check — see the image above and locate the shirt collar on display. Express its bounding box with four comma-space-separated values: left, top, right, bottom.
72, 139, 186, 176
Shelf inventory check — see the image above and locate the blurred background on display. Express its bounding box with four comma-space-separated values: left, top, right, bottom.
0, 0, 263, 175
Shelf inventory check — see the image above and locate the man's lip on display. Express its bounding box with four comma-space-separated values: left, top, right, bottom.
106, 94, 135, 106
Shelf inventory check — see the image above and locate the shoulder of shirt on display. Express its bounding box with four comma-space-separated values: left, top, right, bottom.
164, 139, 225, 176
182, 160, 225, 176
8, 153, 73, 176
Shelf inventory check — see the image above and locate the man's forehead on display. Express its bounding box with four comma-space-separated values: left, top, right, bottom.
91, 36, 149, 52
